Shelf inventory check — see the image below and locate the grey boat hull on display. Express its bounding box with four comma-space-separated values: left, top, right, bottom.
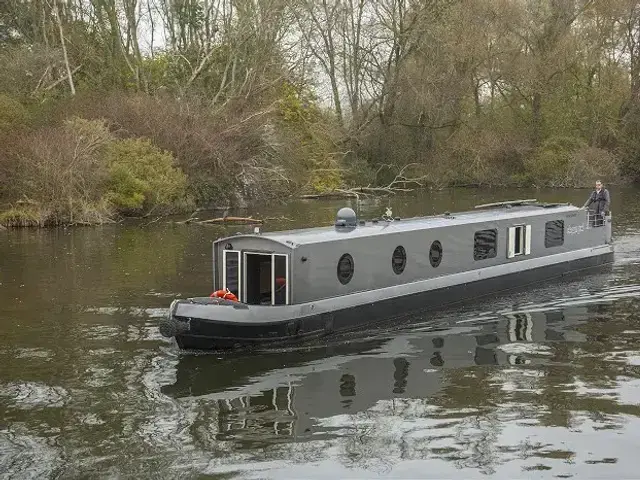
160, 245, 614, 351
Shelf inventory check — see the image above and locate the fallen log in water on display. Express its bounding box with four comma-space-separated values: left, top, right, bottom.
198, 216, 263, 224
176, 215, 263, 225
299, 191, 358, 199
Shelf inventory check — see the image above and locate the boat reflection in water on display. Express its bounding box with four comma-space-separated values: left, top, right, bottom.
161, 305, 597, 446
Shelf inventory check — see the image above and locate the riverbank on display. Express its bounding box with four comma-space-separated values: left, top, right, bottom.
0, 91, 624, 229
0, 181, 625, 229
2, 0, 638, 230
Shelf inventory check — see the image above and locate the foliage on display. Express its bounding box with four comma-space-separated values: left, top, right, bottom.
525, 137, 619, 187
0, 94, 28, 132
6, 117, 113, 225
619, 105, 640, 180
308, 157, 343, 193
0, 46, 65, 99
277, 82, 322, 124
0, 206, 41, 227
525, 137, 586, 186
104, 138, 187, 212
4, 0, 640, 226
0, 114, 189, 225
276, 82, 344, 193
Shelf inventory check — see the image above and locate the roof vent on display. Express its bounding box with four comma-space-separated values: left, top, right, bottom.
335, 207, 357, 229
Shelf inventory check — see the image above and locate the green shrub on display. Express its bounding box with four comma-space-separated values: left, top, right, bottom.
0, 95, 29, 132
104, 138, 187, 212
103, 165, 147, 210
525, 136, 585, 187
64, 116, 113, 144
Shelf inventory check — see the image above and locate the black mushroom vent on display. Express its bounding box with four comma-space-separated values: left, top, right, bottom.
335, 207, 357, 229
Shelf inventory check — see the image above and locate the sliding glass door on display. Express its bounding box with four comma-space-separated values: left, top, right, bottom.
241, 252, 289, 305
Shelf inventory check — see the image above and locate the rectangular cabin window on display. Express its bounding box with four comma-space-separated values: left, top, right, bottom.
474, 229, 498, 260
545, 220, 564, 247
222, 250, 241, 298
507, 225, 532, 258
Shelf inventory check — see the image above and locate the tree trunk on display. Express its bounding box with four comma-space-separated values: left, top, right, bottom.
52, 0, 75, 95
532, 91, 542, 145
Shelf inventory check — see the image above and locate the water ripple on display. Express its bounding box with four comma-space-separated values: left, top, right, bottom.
3, 192, 640, 478
0, 382, 69, 410
0, 427, 63, 480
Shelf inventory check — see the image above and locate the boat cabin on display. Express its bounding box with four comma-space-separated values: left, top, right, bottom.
211, 200, 611, 307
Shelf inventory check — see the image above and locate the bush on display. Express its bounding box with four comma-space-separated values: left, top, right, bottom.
568, 145, 620, 185
619, 105, 640, 180
0, 46, 63, 100
50, 92, 258, 204
52, 89, 344, 203
7, 117, 113, 224
104, 138, 187, 212
275, 83, 346, 194
524, 136, 583, 186
525, 136, 619, 187
0, 95, 29, 132
0, 114, 190, 225
0, 206, 42, 227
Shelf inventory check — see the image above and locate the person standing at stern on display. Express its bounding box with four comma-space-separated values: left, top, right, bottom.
583, 180, 610, 227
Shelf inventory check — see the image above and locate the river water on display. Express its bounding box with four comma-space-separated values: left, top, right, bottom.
1, 187, 640, 479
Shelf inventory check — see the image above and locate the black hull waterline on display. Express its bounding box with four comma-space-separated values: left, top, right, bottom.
160, 246, 614, 351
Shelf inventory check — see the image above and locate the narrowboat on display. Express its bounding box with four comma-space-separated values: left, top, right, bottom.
159, 199, 614, 350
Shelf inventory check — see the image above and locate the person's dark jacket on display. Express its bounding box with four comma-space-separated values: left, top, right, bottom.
583, 188, 610, 216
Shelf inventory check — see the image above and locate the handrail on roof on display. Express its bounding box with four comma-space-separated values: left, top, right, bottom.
474, 199, 538, 209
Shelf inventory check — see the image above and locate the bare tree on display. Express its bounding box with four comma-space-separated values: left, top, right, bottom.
295, 0, 345, 124
50, 0, 76, 95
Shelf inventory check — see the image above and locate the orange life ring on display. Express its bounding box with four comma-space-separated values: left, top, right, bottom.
210, 289, 238, 302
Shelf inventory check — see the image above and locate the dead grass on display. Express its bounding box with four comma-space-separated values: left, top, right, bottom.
0, 206, 43, 227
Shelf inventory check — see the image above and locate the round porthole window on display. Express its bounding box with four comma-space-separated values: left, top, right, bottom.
429, 240, 442, 268
337, 254, 354, 285
392, 246, 406, 274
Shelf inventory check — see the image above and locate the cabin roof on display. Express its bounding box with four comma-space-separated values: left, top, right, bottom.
217, 203, 580, 248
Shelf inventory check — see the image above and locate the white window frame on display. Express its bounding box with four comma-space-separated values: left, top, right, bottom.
507, 224, 532, 258
212, 243, 216, 291
242, 252, 290, 305
222, 250, 241, 298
